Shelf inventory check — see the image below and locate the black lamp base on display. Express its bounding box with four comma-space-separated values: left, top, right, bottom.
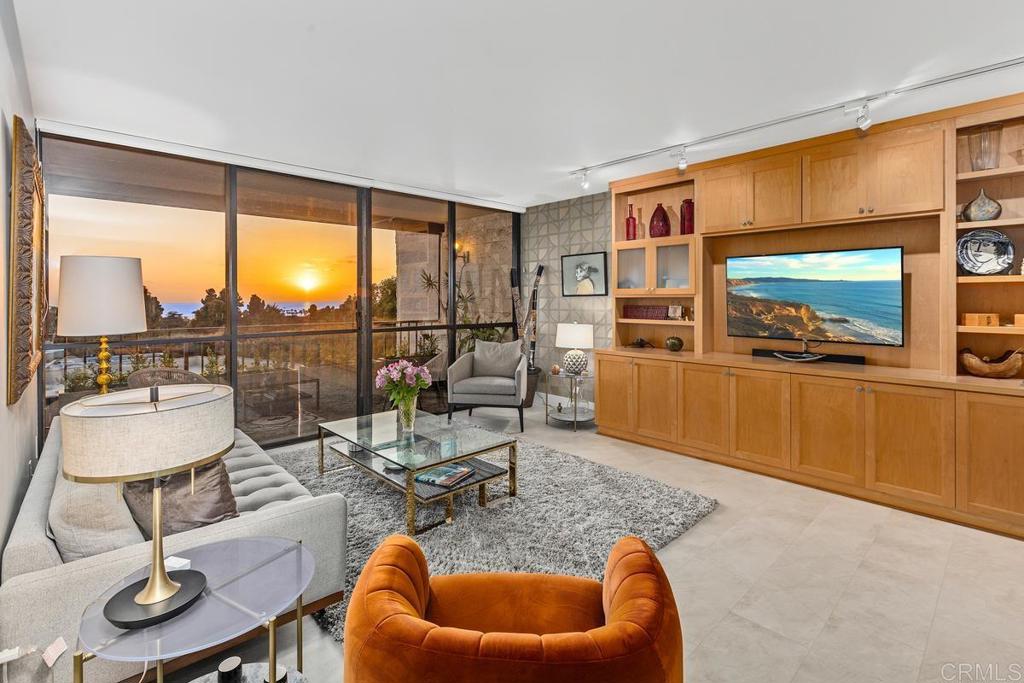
103, 569, 207, 629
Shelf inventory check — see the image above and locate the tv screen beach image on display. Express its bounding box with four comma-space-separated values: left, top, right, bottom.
726, 247, 904, 347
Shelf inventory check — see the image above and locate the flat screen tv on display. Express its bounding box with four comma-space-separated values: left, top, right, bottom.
726, 247, 904, 347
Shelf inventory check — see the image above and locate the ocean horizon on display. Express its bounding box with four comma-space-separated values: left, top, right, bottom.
729, 279, 903, 345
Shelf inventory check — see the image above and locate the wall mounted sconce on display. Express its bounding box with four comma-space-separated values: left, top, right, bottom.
454, 241, 470, 264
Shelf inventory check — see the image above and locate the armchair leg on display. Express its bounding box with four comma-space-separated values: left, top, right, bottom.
447, 405, 454, 423
468, 408, 473, 417
518, 405, 524, 432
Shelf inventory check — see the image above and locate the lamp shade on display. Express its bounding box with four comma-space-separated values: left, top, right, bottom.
56, 255, 147, 337
555, 322, 594, 350
60, 385, 234, 482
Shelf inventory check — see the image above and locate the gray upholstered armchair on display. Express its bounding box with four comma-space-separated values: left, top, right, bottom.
447, 340, 528, 431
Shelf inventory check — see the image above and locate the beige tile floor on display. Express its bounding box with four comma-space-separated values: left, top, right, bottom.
173, 403, 1024, 683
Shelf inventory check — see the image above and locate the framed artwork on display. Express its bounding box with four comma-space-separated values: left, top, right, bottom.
7, 115, 47, 405
561, 251, 608, 297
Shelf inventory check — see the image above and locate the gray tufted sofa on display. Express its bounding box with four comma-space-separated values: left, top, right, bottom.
0, 418, 347, 683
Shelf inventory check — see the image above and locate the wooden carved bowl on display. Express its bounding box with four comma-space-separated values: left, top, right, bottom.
959, 348, 1023, 379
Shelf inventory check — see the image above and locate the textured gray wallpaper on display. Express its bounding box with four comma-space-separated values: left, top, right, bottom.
522, 192, 613, 373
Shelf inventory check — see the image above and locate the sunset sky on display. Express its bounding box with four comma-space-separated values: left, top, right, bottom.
48, 195, 399, 308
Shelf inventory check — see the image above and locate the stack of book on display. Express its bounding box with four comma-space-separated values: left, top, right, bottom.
415, 464, 475, 487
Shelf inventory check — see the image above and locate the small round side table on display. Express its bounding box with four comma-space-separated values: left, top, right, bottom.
75, 537, 313, 683
544, 372, 595, 432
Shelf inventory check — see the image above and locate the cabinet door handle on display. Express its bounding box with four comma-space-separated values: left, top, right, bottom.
865, 387, 874, 394
858, 207, 865, 214
867, 207, 875, 213
721, 369, 730, 376
855, 386, 864, 392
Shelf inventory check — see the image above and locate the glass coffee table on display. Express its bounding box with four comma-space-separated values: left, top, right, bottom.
318, 410, 517, 535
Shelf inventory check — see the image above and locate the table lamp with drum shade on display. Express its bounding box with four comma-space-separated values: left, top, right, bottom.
555, 322, 594, 375
60, 384, 235, 629
56, 255, 148, 394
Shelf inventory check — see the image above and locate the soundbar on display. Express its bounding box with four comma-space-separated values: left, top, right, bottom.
752, 348, 866, 365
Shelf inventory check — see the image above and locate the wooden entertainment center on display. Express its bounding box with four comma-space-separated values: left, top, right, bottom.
595, 92, 1024, 538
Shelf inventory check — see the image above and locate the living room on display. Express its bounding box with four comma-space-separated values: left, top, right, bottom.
3, 2, 1024, 682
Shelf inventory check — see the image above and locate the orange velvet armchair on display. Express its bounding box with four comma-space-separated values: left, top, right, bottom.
344, 534, 683, 682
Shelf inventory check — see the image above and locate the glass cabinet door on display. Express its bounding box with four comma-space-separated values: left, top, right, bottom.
654, 241, 692, 293
615, 246, 648, 293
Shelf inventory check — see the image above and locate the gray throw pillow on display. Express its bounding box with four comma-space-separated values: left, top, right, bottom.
474, 340, 522, 378
124, 460, 239, 539
48, 453, 146, 563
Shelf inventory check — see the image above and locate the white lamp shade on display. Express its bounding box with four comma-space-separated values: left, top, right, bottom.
555, 322, 594, 350
60, 385, 235, 482
56, 255, 148, 337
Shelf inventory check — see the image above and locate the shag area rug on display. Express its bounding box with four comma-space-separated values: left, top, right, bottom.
271, 422, 717, 641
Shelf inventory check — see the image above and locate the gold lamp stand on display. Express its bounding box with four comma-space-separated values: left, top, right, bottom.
134, 484, 180, 605
96, 336, 112, 395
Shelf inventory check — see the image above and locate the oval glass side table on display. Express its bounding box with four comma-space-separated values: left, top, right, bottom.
75, 537, 314, 683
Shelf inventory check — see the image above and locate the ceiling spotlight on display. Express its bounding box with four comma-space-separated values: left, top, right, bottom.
673, 147, 688, 172
579, 171, 590, 191
856, 104, 872, 131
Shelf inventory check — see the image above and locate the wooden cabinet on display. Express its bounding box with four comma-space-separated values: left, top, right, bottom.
612, 236, 695, 295
729, 368, 791, 468
701, 164, 749, 233
677, 363, 730, 454
701, 152, 801, 233
864, 125, 944, 215
956, 392, 1024, 525
802, 124, 943, 223
595, 355, 634, 432
865, 383, 955, 507
802, 140, 866, 222
633, 359, 677, 441
791, 375, 865, 485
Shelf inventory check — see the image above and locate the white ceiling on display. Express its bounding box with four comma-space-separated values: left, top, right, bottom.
11, 0, 1024, 210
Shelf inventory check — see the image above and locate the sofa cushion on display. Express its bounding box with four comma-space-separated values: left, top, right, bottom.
48, 454, 146, 563
222, 429, 312, 513
452, 376, 517, 396
123, 460, 239, 539
473, 340, 522, 378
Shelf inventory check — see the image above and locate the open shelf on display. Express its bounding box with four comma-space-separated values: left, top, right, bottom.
957, 275, 1024, 284
957, 166, 1024, 182
618, 318, 695, 326
956, 217, 1024, 231
957, 325, 1024, 335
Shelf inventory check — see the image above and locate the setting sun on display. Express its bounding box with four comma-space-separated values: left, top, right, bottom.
295, 270, 320, 293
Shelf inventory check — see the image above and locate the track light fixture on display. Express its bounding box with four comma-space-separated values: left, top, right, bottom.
856, 104, 872, 131
672, 147, 688, 172
578, 171, 590, 191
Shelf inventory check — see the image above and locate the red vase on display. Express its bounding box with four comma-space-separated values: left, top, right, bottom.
649, 203, 671, 238
681, 199, 694, 235
626, 204, 637, 241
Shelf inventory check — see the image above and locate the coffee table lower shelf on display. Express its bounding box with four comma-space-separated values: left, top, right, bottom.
328, 443, 515, 534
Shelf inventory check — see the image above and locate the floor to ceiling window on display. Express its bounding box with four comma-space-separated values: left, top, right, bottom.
39, 136, 518, 446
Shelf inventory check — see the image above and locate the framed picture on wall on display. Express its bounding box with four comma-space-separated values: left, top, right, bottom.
561, 251, 608, 297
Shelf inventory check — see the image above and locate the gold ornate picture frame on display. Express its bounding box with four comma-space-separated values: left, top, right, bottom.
6, 115, 46, 405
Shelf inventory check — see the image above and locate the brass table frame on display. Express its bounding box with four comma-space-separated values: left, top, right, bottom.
318, 424, 518, 535
73, 592, 304, 682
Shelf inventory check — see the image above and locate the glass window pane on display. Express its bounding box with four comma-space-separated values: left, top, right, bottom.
455, 204, 514, 324
42, 340, 229, 437
371, 190, 448, 328
371, 328, 450, 414
42, 137, 227, 339
237, 169, 359, 332
237, 333, 356, 444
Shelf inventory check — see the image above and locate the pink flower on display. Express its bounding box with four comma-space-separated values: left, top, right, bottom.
419, 368, 431, 383
374, 374, 385, 389
405, 373, 416, 386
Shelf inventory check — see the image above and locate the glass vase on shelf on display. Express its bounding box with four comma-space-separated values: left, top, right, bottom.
625, 204, 638, 241
681, 199, 694, 235
649, 203, 671, 238
967, 124, 1002, 172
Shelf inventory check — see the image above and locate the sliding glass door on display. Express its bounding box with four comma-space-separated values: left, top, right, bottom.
39, 136, 517, 447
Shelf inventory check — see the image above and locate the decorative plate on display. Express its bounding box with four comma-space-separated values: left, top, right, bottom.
956, 229, 1015, 275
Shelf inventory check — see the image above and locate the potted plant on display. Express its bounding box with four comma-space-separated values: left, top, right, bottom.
375, 359, 432, 432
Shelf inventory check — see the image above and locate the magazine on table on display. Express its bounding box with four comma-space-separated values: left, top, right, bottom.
415, 464, 475, 487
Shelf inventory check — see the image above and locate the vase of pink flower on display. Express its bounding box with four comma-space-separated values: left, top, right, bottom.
375, 359, 432, 432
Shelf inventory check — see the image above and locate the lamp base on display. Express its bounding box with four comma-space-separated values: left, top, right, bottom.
103, 569, 207, 629
562, 349, 588, 375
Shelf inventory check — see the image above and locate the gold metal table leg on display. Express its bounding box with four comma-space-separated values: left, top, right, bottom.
73, 652, 84, 683
317, 427, 325, 475
445, 494, 454, 524
156, 660, 164, 683
509, 442, 518, 497
268, 616, 277, 682
296, 593, 303, 672
405, 470, 417, 535
478, 482, 487, 507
